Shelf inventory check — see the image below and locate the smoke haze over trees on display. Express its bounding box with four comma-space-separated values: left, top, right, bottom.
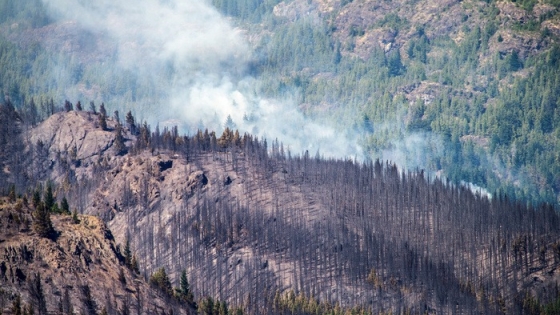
1, 0, 560, 203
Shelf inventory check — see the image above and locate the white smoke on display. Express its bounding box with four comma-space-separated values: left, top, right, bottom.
40, 0, 362, 158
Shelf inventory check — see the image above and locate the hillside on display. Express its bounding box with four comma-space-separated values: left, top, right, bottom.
0, 195, 191, 315
2, 0, 560, 313
0, 0, 559, 205
1, 109, 555, 314
236, 0, 560, 205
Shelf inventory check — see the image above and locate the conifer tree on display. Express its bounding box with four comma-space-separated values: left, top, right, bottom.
64, 100, 73, 112
32, 189, 41, 209
72, 209, 79, 224
149, 267, 173, 296
224, 114, 236, 130
44, 184, 54, 212
119, 268, 126, 285
176, 270, 194, 304
33, 202, 54, 238
216, 301, 228, 315
199, 297, 215, 315
61, 197, 70, 215
89, 101, 96, 114
99, 103, 107, 117
131, 254, 140, 274
114, 124, 127, 155
124, 239, 132, 268
125, 111, 136, 135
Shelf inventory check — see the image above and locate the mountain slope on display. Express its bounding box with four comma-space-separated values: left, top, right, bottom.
228, 0, 560, 205
13, 110, 560, 314
0, 196, 191, 315
1, 0, 559, 205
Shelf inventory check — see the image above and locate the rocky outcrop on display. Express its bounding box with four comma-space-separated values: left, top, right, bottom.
0, 197, 190, 315
29, 111, 118, 163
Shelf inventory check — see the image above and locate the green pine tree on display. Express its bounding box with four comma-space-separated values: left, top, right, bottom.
176, 270, 194, 304
149, 267, 173, 296
124, 239, 132, 268
33, 202, 54, 239
32, 189, 41, 209
114, 124, 127, 155
44, 184, 54, 212
60, 197, 70, 215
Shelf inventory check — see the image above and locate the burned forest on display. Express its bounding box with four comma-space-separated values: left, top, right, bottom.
1, 106, 559, 314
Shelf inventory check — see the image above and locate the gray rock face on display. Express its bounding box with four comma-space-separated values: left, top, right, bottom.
29, 112, 116, 163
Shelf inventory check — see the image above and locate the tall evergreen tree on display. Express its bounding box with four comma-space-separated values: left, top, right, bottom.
176, 270, 194, 304
61, 197, 70, 214
89, 101, 96, 114
64, 100, 73, 112
114, 124, 127, 155
99, 113, 108, 131
125, 111, 136, 135
99, 103, 107, 117
44, 184, 54, 212
72, 209, 80, 224
124, 238, 132, 268
33, 202, 54, 238
32, 188, 41, 209
131, 254, 140, 274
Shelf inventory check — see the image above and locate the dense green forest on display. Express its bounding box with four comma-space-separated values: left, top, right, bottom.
213, 0, 560, 205
0, 0, 560, 205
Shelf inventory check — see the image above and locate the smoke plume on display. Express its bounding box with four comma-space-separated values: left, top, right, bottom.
40, 0, 363, 158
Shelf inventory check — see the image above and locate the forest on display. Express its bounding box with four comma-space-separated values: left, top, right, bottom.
1, 0, 559, 205
1, 99, 560, 313
1, 0, 560, 204
2, 0, 560, 313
